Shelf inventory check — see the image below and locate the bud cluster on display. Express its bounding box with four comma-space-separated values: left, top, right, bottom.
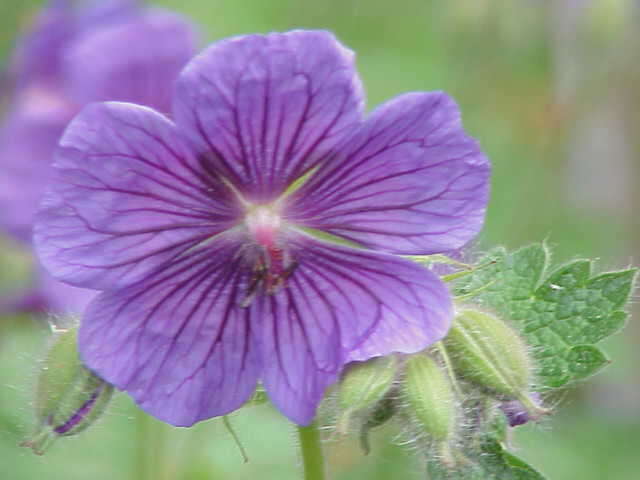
333, 307, 548, 472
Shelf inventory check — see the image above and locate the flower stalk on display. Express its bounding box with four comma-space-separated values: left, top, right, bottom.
297, 422, 326, 480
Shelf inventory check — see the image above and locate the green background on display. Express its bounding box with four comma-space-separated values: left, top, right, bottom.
1, 1, 639, 478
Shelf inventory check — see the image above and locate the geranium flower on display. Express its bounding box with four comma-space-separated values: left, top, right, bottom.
0, 0, 197, 314
35, 30, 490, 426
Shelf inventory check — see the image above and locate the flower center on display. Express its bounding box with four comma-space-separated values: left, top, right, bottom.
245, 206, 281, 250
241, 205, 296, 307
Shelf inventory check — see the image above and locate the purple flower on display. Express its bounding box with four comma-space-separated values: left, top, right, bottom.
0, 0, 197, 314
34, 31, 490, 426
1, 268, 95, 316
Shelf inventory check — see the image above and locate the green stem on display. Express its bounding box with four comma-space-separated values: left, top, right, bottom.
516, 392, 551, 420
222, 416, 249, 463
297, 422, 326, 480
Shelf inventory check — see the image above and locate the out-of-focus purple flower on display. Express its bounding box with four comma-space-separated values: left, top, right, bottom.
1, 268, 95, 316
7, 0, 75, 92
35, 30, 490, 426
3, 0, 197, 241
499, 393, 543, 427
0, 0, 197, 315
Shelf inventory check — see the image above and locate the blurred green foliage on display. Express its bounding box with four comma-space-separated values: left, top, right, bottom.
1, 1, 639, 479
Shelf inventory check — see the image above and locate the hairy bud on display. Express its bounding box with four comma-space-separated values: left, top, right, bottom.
21, 327, 114, 455
444, 310, 547, 419
403, 354, 457, 464
337, 356, 398, 433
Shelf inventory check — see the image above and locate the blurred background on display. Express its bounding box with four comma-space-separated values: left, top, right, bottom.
1, 0, 639, 478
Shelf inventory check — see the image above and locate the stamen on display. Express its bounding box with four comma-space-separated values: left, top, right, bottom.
241, 204, 296, 307
240, 246, 298, 307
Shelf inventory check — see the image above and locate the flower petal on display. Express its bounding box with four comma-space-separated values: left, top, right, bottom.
256, 237, 452, 424
79, 238, 259, 427
1, 268, 96, 316
64, 9, 197, 115
288, 92, 490, 255
174, 30, 364, 201
34, 102, 240, 290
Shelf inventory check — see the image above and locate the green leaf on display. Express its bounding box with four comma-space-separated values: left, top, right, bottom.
424, 412, 547, 479
565, 345, 610, 382
425, 434, 547, 480
453, 243, 637, 389
479, 438, 547, 479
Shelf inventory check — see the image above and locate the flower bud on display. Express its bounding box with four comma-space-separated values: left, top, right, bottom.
499, 393, 544, 427
444, 310, 529, 396
337, 356, 397, 433
21, 327, 114, 455
403, 354, 457, 446
444, 310, 547, 419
